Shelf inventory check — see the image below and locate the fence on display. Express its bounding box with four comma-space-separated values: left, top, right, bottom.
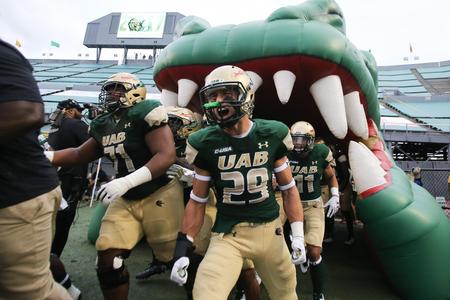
420, 169, 450, 200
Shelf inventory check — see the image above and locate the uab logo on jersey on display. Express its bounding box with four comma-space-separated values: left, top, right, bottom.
291, 165, 318, 174
102, 132, 126, 146
218, 151, 268, 170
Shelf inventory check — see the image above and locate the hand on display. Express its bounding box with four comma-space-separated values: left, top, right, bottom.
291, 236, 306, 265
97, 177, 130, 204
44, 151, 54, 162
166, 164, 195, 186
324, 195, 340, 218
170, 256, 190, 286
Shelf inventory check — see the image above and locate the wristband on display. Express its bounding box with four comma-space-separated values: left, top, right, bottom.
330, 187, 339, 197
279, 178, 295, 191
194, 173, 211, 181
273, 160, 289, 173
173, 232, 194, 259
124, 166, 152, 188
290, 221, 304, 238
190, 190, 209, 203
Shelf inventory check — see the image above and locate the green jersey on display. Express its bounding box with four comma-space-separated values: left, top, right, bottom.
288, 143, 333, 201
89, 100, 170, 200
186, 119, 293, 233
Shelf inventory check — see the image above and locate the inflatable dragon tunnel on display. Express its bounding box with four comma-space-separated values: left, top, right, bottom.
89, 0, 450, 298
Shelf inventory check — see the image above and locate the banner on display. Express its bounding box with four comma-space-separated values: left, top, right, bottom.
117, 12, 166, 38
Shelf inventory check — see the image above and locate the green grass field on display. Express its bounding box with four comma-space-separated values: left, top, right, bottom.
60, 202, 401, 300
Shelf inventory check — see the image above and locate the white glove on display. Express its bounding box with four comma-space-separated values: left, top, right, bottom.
97, 177, 130, 204
291, 235, 307, 265
44, 151, 54, 162
97, 166, 153, 204
170, 256, 190, 286
324, 188, 340, 218
166, 164, 195, 186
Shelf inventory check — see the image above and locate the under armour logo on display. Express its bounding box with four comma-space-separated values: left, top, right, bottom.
124, 122, 131, 129
156, 200, 164, 207
258, 141, 269, 149
312, 160, 318, 165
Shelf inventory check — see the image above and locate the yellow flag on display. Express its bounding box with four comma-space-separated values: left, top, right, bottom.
15, 40, 22, 48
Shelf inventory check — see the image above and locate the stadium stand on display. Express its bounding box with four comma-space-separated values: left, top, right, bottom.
30, 58, 449, 199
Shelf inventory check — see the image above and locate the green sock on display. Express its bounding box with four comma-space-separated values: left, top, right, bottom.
310, 257, 325, 294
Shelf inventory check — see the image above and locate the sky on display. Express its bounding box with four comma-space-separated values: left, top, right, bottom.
1, 0, 449, 66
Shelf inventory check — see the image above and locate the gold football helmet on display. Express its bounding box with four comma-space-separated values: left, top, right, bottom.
99, 72, 147, 112
199, 65, 254, 127
290, 121, 316, 155
166, 106, 202, 148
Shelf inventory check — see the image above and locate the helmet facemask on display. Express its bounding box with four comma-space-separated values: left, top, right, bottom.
167, 107, 201, 150
99, 73, 146, 113
290, 121, 316, 157
200, 82, 253, 128
292, 134, 315, 156
99, 82, 127, 112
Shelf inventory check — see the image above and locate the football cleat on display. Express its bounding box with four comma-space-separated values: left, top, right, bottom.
313, 292, 325, 300
67, 284, 81, 300
135, 260, 167, 280
322, 237, 334, 244
300, 259, 310, 274
344, 237, 355, 246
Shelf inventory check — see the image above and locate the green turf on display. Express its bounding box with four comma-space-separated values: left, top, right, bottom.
60, 202, 401, 299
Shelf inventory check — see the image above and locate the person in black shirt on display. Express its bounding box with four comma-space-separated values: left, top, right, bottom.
48, 99, 89, 256
0, 39, 71, 300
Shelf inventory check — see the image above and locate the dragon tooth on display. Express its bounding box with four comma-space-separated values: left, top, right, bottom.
160, 89, 178, 107
310, 75, 348, 139
348, 141, 387, 194
273, 70, 296, 104
247, 71, 263, 91
344, 91, 369, 140
177, 79, 198, 107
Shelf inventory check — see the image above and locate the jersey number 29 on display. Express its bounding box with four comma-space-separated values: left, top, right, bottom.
221, 168, 269, 205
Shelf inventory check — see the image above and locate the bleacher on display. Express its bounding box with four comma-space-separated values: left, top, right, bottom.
31, 59, 450, 135
376, 61, 450, 133
378, 60, 450, 97
30, 60, 156, 115
381, 95, 450, 132
378, 69, 430, 98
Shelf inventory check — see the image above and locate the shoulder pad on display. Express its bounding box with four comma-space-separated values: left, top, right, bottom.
254, 119, 289, 139
129, 100, 168, 126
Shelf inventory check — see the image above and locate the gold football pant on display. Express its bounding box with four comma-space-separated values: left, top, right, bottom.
193, 218, 297, 300
96, 178, 184, 262
0, 187, 71, 300
303, 198, 325, 247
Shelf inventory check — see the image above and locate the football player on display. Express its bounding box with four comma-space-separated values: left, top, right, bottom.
138, 106, 262, 300
170, 65, 305, 300
332, 144, 356, 245
287, 121, 340, 300
44, 72, 184, 300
